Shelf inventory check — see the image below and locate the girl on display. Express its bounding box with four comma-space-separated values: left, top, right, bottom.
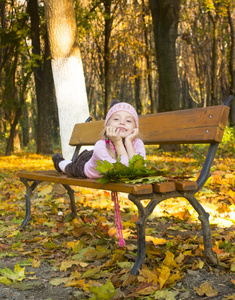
52, 101, 146, 178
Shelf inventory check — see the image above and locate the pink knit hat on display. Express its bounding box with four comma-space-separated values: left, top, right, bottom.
105, 102, 139, 128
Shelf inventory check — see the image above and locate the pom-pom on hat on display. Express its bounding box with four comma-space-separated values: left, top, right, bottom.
105, 102, 139, 128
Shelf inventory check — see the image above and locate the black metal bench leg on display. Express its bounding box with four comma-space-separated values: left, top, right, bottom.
128, 194, 149, 275
131, 217, 147, 275
20, 178, 41, 227
185, 194, 218, 265
63, 184, 78, 218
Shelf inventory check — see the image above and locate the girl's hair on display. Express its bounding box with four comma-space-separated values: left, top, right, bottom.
103, 100, 119, 159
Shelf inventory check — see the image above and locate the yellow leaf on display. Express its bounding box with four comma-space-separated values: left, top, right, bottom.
50, 277, 68, 286
7, 230, 21, 238
66, 241, 84, 253
158, 265, 170, 290
32, 259, 40, 268
0, 276, 12, 286
79, 262, 89, 268
182, 250, 193, 256
38, 185, 53, 196
14, 264, 25, 282
163, 251, 178, 269
194, 282, 217, 297
84, 246, 111, 260
60, 261, 80, 272
122, 274, 137, 286
175, 253, 185, 264
138, 268, 159, 284
82, 266, 101, 279
136, 285, 158, 296
166, 271, 182, 286
65, 278, 86, 288
231, 263, 235, 272
108, 227, 116, 237
154, 290, 177, 299
146, 236, 167, 245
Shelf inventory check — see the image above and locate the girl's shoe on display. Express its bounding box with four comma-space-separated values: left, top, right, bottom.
52, 153, 64, 172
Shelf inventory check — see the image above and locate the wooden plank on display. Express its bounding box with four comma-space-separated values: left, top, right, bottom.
70, 120, 104, 146
69, 105, 230, 146
153, 181, 175, 193
17, 170, 153, 195
175, 181, 198, 191
140, 105, 229, 144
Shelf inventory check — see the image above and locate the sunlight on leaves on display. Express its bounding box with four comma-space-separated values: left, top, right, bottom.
146, 236, 167, 245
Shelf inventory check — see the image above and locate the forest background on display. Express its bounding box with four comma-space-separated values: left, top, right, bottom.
0, 1, 235, 299
0, 0, 235, 156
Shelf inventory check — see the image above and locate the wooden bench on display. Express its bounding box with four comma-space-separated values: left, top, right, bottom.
17, 96, 234, 275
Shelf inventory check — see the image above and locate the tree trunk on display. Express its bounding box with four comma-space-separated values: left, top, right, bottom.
142, 0, 156, 113
20, 106, 29, 147
104, 0, 113, 116
44, 0, 89, 159
134, 65, 142, 114
149, 0, 181, 152
209, 11, 220, 106
5, 107, 22, 156
28, 0, 53, 154
228, 4, 235, 126
36, 34, 55, 154
149, 0, 180, 112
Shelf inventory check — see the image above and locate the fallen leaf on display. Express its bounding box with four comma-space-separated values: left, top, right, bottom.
158, 265, 170, 290
88, 279, 116, 300
194, 282, 217, 297
32, 259, 40, 268
154, 289, 177, 299
49, 277, 68, 286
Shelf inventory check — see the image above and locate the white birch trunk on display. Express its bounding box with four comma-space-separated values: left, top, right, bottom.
44, 0, 89, 159
52, 56, 89, 159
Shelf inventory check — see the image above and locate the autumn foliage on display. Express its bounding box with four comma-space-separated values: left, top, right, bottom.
0, 129, 234, 299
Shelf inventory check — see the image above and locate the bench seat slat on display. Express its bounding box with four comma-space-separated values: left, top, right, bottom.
17, 170, 153, 195
69, 105, 230, 146
175, 180, 198, 191
153, 181, 175, 193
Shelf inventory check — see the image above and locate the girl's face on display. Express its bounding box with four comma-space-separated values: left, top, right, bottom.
106, 111, 136, 138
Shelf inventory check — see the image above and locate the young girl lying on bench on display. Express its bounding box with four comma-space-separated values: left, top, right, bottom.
52, 101, 145, 179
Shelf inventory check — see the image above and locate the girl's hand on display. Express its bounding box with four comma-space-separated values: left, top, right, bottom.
125, 128, 139, 143
106, 126, 122, 143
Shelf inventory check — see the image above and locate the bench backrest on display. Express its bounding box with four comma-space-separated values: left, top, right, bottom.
69, 105, 230, 146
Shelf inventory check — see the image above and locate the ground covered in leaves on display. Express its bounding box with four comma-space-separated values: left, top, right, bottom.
0, 135, 234, 299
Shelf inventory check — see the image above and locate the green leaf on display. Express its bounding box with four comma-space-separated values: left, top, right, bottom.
82, 266, 101, 279
88, 279, 116, 300
0, 276, 12, 286
153, 289, 177, 300
49, 277, 69, 286
125, 176, 167, 184
96, 154, 166, 184
0, 264, 25, 283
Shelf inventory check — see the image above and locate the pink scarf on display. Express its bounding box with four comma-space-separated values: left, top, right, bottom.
111, 191, 125, 247
103, 138, 125, 246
